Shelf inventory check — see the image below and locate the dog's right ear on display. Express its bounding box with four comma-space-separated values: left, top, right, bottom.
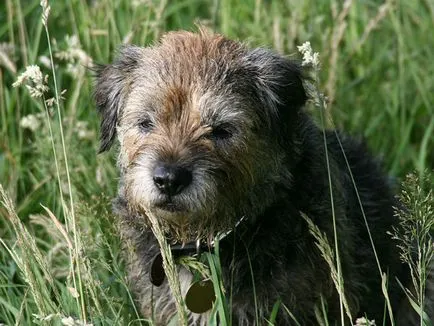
94, 45, 142, 153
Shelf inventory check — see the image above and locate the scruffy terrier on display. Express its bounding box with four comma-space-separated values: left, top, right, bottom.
94, 30, 429, 325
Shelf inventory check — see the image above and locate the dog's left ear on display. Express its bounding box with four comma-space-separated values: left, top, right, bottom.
94, 45, 143, 153
245, 48, 307, 130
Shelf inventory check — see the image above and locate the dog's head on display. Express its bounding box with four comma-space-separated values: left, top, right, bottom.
95, 30, 306, 241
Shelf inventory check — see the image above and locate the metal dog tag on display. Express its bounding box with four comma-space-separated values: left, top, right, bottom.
185, 279, 215, 313
150, 253, 165, 286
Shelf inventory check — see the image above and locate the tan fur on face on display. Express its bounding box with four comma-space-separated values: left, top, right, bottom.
123, 87, 211, 164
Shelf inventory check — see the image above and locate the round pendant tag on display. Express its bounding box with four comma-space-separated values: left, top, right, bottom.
149, 253, 165, 286
185, 279, 215, 314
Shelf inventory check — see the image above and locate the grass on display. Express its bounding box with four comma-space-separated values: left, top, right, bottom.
0, 0, 433, 325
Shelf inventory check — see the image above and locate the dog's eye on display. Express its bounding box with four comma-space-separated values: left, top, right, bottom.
209, 125, 233, 141
139, 119, 153, 133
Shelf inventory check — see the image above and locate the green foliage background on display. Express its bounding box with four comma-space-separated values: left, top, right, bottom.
0, 0, 432, 324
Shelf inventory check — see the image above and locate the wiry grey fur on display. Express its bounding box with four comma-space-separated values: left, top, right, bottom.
94, 30, 432, 325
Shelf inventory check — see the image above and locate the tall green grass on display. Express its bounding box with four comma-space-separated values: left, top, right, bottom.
0, 0, 432, 325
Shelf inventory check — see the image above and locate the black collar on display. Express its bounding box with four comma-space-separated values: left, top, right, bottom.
149, 216, 247, 287
149, 204, 309, 287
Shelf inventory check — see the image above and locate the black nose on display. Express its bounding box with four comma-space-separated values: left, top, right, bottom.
153, 164, 192, 196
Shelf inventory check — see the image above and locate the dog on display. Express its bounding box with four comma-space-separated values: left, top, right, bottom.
94, 30, 430, 325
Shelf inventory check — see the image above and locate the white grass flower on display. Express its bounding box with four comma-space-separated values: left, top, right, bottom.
20, 114, 41, 132
132, 0, 153, 7
45, 97, 56, 107
32, 313, 92, 326
354, 317, 376, 326
68, 286, 80, 298
26, 84, 48, 98
55, 35, 92, 77
20, 112, 45, 132
96, 165, 103, 185
61, 317, 76, 326
297, 41, 320, 68
297, 41, 311, 56
61, 316, 93, 326
76, 121, 94, 140
40, 0, 51, 26
13, 65, 41, 87
0, 42, 16, 74
38, 55, 51, 69
66, 63, 80, 78
297, 41, 327, 110
47, 89, 66, 107
32, 313, 60, 321
44, 89, 65, 107
12, 65, 49, 98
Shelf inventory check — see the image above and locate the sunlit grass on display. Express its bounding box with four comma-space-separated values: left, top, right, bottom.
0, 0, 432, 325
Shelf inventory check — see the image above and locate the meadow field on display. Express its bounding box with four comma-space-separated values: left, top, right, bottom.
0, 0, 433, 325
